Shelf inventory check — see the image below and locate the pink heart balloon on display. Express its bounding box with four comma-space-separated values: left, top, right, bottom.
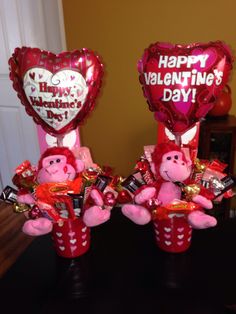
9, 47, 104, 136
138, 41, 233, 134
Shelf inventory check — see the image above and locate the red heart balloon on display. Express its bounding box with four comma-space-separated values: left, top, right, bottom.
138, 41, 233, 134
9, 47, 104, 136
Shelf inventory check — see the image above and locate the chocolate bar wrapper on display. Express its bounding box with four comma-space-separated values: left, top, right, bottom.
0, 186, 18, 204
94, 175, 117, 210
121, 175, 144, 196
67, 193, 84, 217
210, 175, 236, 199
135, 157, 155, 184
94, 175, 112, 192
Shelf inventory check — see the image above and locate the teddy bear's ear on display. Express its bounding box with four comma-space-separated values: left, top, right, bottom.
76, 159, 85, 173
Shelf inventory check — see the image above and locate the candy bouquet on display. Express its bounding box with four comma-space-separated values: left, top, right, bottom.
0, 46, 119, 258
120, 41, 236, 253
1, 148, 118, 258
120, 143, 236, 252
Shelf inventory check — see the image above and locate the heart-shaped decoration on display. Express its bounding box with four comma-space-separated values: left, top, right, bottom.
177, 228, 184, 232
177, 241, 184, 246
9, 47, 104, 136
71, 245, 77, 252
70, 239, 77, 244
164, 241, 172, 246
82, 226, 87, 233
56, 232, 62, 237
138, 41, 233, 134
154, 222, 158, 228
164, 227, 171, 232
59, 246, 65, 251
164, 233, 171, 239
177, 234, 184, 239
68, 231, 75, 237
82, 240, 87, 246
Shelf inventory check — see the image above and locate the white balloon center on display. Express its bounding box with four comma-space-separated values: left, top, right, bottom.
23, 68, 88, 131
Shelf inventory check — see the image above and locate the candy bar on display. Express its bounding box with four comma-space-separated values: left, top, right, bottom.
0, 185, 18, 204
121, 175, 143, 194
210, 175, 236, 199
135, 157, 155, 184
82, 167, 102, 203
94, 175, 112, 192
68, 193, 84, 217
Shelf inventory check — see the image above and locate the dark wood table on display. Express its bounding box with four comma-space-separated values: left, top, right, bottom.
1, 208, 236, 314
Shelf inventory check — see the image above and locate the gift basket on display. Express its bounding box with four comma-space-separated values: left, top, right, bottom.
1, 150, 118, 258
120, 41, 236, 253
0, 47, 117, 258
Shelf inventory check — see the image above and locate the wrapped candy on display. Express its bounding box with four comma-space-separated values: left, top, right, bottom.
12, 160, 38, 191
152, 200, 200, 220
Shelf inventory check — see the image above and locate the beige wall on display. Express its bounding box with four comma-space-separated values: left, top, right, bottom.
62, 0, 236, 176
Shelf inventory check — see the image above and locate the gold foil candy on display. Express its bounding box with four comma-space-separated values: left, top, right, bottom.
194, 158, 206, 173
112, 175, 125, 191
83, 167, 102, 182
183, 184, 201, 200
13, 202, 30, 213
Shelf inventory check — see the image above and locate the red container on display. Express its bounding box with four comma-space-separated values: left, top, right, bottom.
153, 213, 192, 253
52, 218, 90, 258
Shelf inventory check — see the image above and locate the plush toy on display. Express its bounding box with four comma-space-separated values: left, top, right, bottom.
17, 147, 110, 236
122, 142, 217, 229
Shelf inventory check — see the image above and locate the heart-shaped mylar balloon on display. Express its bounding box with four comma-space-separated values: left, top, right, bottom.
9, 47, 104, 136
138, 41, 233, 134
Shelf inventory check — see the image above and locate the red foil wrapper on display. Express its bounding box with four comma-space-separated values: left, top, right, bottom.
12, 160, 37, 191
35, 177, 83, 222
135, 157, 155, 184
152, 200, 199, 220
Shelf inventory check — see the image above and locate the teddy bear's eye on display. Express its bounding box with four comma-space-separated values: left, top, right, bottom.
167, 156, 171, 160
49, 160, 54, 165
56, 159, 61, 163
174, 155, 179, 160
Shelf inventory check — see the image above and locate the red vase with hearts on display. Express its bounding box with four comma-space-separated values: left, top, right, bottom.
52, 218, 90, 258
153, 213, 192, 253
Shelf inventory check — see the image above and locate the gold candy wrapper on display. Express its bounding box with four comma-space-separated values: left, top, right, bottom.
13, 202, 30, 213
183, 184, 201, 201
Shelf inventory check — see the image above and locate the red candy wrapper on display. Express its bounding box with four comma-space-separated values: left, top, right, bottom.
201, 160, 235, 200
12, 160, 37, 191
135, 157, 155, 184
35, 177, 83, 222
89, 174, 118, 210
